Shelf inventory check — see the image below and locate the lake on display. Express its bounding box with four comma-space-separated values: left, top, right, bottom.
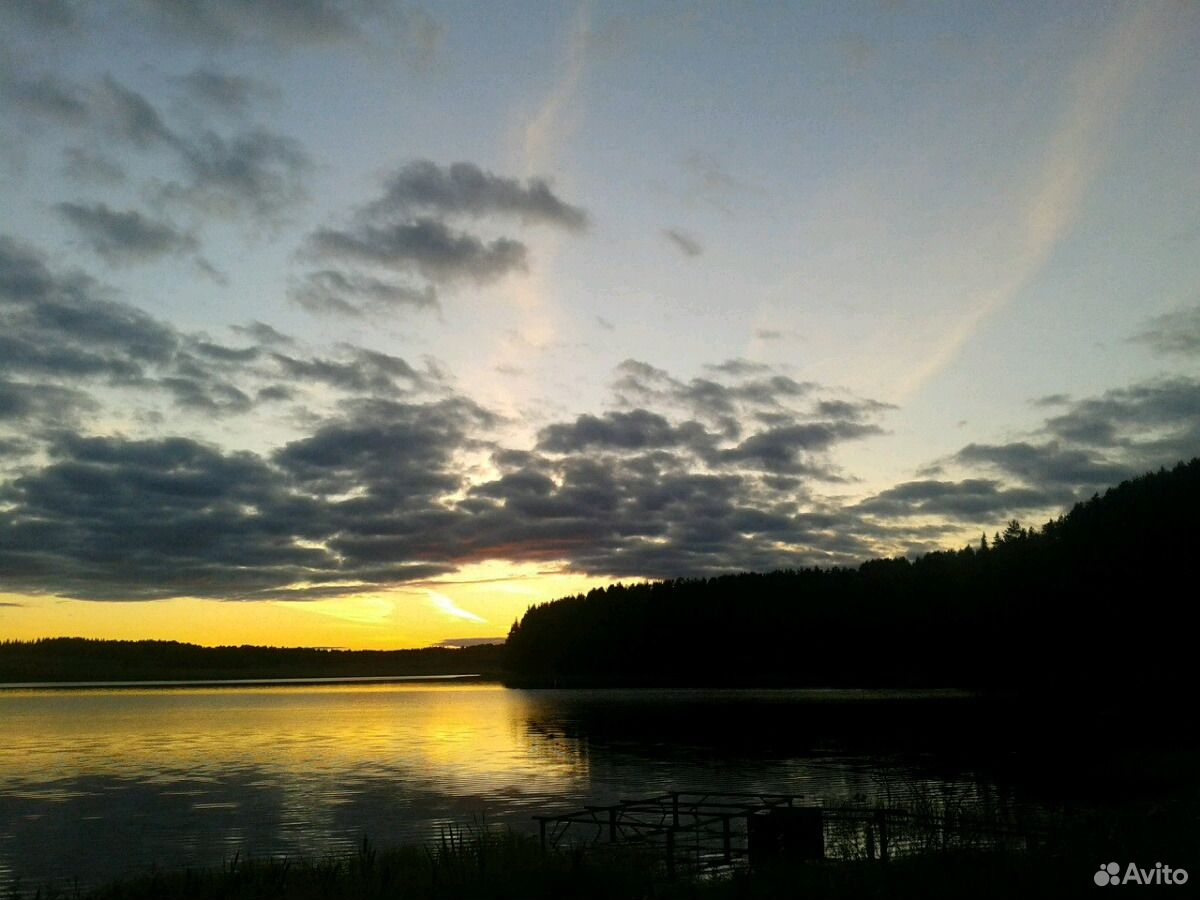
0, 682, 1083, 888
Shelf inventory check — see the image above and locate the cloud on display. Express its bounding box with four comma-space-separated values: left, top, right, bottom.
2, 70, 310, 223
176, 68, 275, 116
1129, 305, 1200, 356
0, 235, 446, 427
0, 0, 78, 30
432, 637, 505, 648
663, 228, 702, 257
61, 147, 127, 185
1042, 377, 1200, 464
680, 153, 753, 215
368, 160, 587, 230
95, 75, 180, 149
269, 348, 425, 395
301, 159, 586, 304
308, 218, 527, 286
426, 591, 487, 624
718, 421, 882, 476
537, 409, 704, 453
894, 3, 1173, 400
0, 380, 95, 423
290, 269, 438, 317
0, 73, 90, 125
231, 320, 293, 346
133, 0, 443, 59
56, 203, 198, 265
857, 479, 1065, 521
953, 441, 1131, 490
161, 126, 310, 220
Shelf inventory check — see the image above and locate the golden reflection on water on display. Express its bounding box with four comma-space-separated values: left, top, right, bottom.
0, 683, 587, 795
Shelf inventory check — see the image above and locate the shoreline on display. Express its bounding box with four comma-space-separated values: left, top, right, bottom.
0, 673, 492, 691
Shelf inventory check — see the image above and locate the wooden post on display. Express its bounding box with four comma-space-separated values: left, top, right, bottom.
608, 807, 617, 843
877, 811, 889, 863
722, 814, 732, 864
670, 792, 680, 828
539, 818, 547, 852
865, 821, 876, 860
666, 827, 676, 880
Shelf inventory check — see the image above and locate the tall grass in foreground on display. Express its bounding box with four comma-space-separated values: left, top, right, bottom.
4, 830, 1120, 900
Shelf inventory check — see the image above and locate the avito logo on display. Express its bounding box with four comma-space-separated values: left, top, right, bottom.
1095, 862, 1189, 886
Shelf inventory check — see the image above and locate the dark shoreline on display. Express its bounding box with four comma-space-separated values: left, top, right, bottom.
0, 673, 492, 691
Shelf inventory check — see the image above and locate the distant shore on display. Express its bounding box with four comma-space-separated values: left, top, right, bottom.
0, 637, 505, 685
0, 673, 491, 691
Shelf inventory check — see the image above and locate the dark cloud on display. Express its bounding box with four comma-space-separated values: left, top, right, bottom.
0, 0, 78, 30
0, 380, 95, 423
61, 147, 127, 185
0, 73, 89, 125
896, 377, 1200, 530
0, 237, 177, 384
1031, 393, 1070, 407
302, 159, 584, 302
1043, 378, 1200, 460
718, 421, 881, 476
96, 75, 179, 149
290, 269, 438, 317
368, 161, 587, 231
1129, 305, 1200, 356
815, 398, 896, 421
0, 341, 895, 600
231, 320, 293, 346
856, 479, 1061, 521
308, 218, 526, 285
133, 0, 442, 60
56, 202, 198, 265
2, 70, 309, 223
176, 68, 274, 115
161, 126, 310, 220
537, 409, 704, 453
705, 358, 769, 376
612, 358, 816, 420
953, 441, 1131, 491
269, 348, 423, 395
0, 235, 439, 427
663, 227, 702, 257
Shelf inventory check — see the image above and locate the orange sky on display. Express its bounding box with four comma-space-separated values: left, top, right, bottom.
0, 562, 616, 649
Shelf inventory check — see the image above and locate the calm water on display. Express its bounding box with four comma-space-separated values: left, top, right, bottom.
1, 683, 1037, 888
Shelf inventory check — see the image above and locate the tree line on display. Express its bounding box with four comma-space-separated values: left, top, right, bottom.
0, 638, 504, 683
505, 459, 1200, 693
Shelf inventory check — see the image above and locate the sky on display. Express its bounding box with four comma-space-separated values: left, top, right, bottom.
1, 1, 1198, 649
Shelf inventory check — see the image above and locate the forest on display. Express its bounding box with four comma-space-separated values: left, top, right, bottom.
0, 638, 504, 683
505, 458, 1200, 692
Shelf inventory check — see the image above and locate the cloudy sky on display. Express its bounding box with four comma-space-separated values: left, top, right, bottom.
1, 1, 1198, 649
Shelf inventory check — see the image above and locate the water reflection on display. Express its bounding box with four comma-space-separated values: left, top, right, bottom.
0, 684, 1040, 888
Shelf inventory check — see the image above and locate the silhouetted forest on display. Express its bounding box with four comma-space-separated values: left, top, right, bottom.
506, 459, 1200, 692
0, 638, 503, 684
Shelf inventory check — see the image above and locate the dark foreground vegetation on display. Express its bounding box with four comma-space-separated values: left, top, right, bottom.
7, 825, 1171, 900
507, 459, 1200, 691
0, 639, 504, 684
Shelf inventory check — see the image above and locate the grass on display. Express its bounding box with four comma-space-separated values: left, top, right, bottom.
4, 827, 1130, 900
8, 782, 1194, 900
